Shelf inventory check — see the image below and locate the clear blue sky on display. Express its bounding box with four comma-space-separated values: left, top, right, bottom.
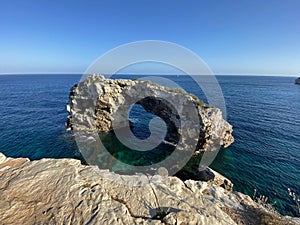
0, 0, 299, 75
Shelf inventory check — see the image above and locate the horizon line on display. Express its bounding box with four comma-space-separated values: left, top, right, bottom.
0, 72, 298, 77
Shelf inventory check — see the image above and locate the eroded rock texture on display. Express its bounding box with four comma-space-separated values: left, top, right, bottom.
1, 153, 298, 225
66, 75, 234, 153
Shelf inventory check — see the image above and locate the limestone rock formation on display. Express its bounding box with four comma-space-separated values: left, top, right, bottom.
66, 74, 234, 153
1, 153, 298, 225
65, 75, 235, 179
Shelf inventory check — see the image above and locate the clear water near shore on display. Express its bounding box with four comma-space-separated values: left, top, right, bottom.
0, 74, 299, 216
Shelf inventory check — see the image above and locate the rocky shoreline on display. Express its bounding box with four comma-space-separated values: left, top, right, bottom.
1, 153, 299, 224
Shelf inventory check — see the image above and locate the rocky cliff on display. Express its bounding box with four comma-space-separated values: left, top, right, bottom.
1, 153, 299, 225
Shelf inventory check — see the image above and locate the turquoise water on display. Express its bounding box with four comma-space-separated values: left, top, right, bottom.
0, 74, 299, 216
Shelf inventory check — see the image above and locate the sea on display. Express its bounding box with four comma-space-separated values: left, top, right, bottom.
0, 74, 299, 216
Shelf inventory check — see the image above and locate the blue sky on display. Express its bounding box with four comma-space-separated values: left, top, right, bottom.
0, 0, 299, 75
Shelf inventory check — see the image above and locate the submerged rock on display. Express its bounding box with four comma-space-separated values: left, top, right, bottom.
0, 153, 298, 225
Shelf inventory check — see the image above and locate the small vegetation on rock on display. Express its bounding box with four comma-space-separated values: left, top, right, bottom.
252, 189, 279, 215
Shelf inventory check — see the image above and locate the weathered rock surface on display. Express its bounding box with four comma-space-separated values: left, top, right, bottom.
66, 75, 234, 153
1, 153, 299, 225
